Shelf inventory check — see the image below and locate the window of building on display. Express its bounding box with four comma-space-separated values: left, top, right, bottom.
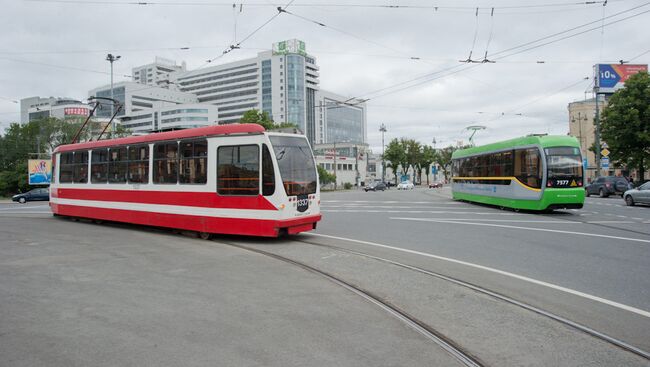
59, 152, 74, 183
179, 139, 207, 184
91, 148, 109, 183
72, 151, 88, 183
153, 142, 179, 184
262, 144, 275, 196
128, 144, 150, 183
108, 147, 128, 183
217, 145, 259, 196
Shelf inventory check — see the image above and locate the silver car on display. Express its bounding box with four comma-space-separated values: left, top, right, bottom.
623, 182, 650, 206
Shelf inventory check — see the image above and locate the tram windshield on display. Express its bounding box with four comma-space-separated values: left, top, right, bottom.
545, 147, 583, 187
269, 135, 317, 196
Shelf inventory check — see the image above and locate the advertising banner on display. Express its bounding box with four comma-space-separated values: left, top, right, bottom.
595, 64, 648, 94
28, 159, 52, 185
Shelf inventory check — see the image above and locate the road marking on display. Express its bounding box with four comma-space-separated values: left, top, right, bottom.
0, 204, 49, 211
307, 232, 650, 319
391, 217, 650, 244
586, 221, 635, 224
321, 209, 522, 216
324, 200, 461, 205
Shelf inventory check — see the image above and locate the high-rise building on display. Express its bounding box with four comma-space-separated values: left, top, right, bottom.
87, 40, 367, 144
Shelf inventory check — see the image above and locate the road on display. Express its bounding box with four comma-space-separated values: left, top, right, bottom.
0, 191, 649, 366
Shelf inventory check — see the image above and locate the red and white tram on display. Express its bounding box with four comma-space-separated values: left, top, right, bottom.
49, 124, 321, 237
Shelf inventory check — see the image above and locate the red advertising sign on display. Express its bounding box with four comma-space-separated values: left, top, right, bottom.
64, 107, 89, 116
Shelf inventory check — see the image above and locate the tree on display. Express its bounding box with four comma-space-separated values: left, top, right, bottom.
419, 145, 436, 186
601, 71, 650, 181
383, 138, 407, 184
0, 117, 119, 197
317, 165, 336, 186
405, 139, 422, 184
434, 146, 457, 181
241, 109, 298, 130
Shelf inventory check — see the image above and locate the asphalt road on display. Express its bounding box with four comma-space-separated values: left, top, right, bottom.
1, 192, 649, 366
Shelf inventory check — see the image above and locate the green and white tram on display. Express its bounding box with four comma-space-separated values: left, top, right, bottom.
451, 135, 584, 211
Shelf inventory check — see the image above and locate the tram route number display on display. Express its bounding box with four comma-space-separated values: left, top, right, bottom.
297, 194, 309, 212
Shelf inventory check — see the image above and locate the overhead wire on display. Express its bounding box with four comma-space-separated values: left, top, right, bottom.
0, 56, 132, 78
349, 2, 650, 103
198, 0, 295, 68
459, 8, 481, 63
23, 0, 608, 11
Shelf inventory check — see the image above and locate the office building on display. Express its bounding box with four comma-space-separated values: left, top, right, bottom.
20, 96, 91, 124
132, 57, 186, 87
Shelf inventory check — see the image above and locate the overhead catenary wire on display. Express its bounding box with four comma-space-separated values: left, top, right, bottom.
198, 0, 294, 69
349, 2, 650, 103
481, 8, 496, 63
460, 8, 481, 63
23, 0, 608, 11
0, 56, 132, 78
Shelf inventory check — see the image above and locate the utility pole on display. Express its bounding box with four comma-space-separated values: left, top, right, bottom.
594, 93, 602, 177
380, 123, 387, 183
106, 53, 121, 138
333, 142, 337, 190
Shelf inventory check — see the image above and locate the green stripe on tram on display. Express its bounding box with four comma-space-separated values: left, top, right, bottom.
452, 188, 585, 211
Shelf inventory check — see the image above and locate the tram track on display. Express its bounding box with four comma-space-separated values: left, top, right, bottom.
291, 236, 650, 361
218, 240, 486, 367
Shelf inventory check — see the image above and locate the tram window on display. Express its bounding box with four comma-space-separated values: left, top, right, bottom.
108, 147, 127, 183
72, 151, 88, 183
217, 145, 259, 196
179, 139, 207, 184
153, 142, 179, 184
514, 148, 541, 188
262, 144, 275, 196
91, 148, 109, 183
59, 152, 74, 183
128, 144, 150, 184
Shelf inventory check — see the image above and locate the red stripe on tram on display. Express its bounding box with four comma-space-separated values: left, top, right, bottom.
54, 188, 278, 210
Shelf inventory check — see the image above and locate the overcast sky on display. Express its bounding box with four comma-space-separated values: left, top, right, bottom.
1, 0, 649, 152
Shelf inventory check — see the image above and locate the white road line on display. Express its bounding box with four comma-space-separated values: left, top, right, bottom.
321, 210, 522, 216
0, 212, 50, 215
586, 221, 635, 224
324, 200, 461, 205
391, 217, 650, 244
0, 204, 49, 211
307, 233, 650, 319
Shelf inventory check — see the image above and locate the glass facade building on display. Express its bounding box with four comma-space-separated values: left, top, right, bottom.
96, 86, 125, 118
325, 100, 364, 144
286, 55, 305, 132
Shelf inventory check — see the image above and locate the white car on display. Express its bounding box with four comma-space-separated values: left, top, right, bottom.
397, 180, 414, 190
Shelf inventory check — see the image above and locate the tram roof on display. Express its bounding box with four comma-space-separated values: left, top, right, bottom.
452, 135, 580, 159
54, 123, 265, 153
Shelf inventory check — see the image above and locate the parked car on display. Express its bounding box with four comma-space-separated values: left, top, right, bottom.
428, 181, 443, 188
364, 181, 387, 192
585, 176, 631, 197
397, 180, 414, 190
12, 188, 50, 203
623, 181, 650, 206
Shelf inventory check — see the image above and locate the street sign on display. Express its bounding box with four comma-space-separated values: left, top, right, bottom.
601, 157, 610, 169
431, 166, 438, 175
583, 158, 588, 170
601, 148, 610, 157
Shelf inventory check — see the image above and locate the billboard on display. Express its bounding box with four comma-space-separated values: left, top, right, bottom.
272, 39, 307, 56
28, 159, 52, 185
595, 64, 648, 94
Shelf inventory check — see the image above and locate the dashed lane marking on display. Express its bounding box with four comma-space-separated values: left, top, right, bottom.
308, 232, 650, 319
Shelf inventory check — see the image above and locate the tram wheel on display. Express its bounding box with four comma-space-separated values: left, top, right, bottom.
199, 232, 212, 240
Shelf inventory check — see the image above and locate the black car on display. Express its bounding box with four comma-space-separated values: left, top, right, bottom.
12, 188, 50, 203
364, 181, 387, 192
585, 176, 631, 198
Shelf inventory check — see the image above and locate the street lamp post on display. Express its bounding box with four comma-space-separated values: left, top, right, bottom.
380, 124, 387, 183
106, 53, 121, 138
